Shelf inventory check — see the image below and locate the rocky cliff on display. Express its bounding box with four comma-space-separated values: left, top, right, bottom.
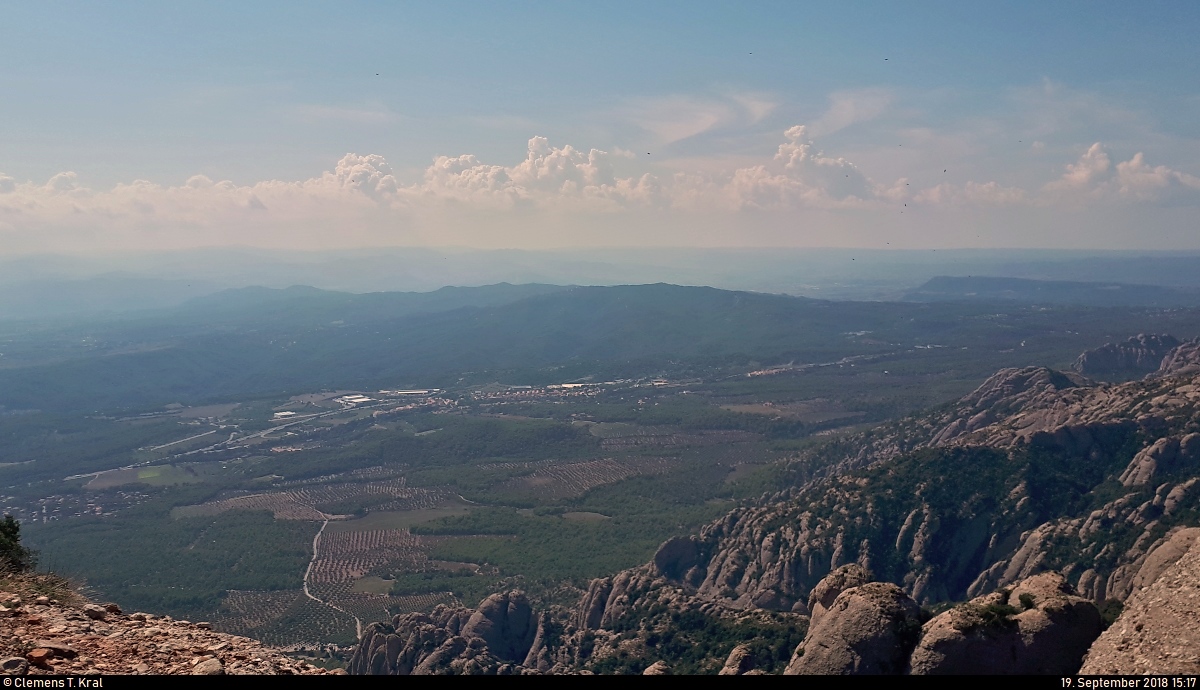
626, 349, 1200, 616
349, 591, 552, 675
1073, 334, 1184, 380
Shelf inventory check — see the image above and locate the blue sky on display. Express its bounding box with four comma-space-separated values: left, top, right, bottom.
2, 1, 1199, 252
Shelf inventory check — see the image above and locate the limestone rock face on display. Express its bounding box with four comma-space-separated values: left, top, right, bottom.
573, 566, 667, 631
641, 660, 671, 675
1082, 529, 1200, 674
1128, 528, 1200, 594
1119, 435, 1200, 487
718, 644, 755, 676
653, 536, 705, 584
908, 572, 1101, 675
1156, 340, 1200, 378
350, 592, 543, 676
460, 592, 538, 663
784, 583, 921, 675
1074, 334, 1181, 379
807, 564, 871, 628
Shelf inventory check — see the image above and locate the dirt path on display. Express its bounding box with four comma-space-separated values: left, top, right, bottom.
303, 513, 363, 640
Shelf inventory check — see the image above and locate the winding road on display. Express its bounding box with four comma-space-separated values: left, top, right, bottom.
302, 512, 363, 640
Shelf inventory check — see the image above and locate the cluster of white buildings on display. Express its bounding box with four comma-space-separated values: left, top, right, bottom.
335, 394, 375, 406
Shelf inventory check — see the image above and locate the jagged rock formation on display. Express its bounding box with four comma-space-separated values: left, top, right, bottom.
783, 582, 921, 675
1157, 340, 1200, 378
608, 356, 1200, 618
1080, 528, 1200, 674
349, 592, 551, 675
772, 567, 1103, 676
1073, 334, 1181, 380
0, 580, 334, 676
908, 572, 1101, 674
566, 561, 806, 674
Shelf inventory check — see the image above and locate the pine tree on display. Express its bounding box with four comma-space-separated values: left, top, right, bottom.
0, 515, 37, 572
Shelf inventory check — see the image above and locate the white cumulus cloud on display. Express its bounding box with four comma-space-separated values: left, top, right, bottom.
415, 137, 661, 210
3, 128, 1199, 253
706, 125, 880, 210
1042, 143, 1200, 203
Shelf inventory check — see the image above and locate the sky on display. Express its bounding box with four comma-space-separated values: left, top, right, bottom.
2, 1, 1199, 254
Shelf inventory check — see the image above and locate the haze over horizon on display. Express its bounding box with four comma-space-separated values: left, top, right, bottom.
3, 2, 1199, 254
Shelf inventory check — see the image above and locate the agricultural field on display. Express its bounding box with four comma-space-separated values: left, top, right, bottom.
213, 589, 307, 638
85, 464, 211, 490
720, 398, 865, 425
495, 457, 677, 501
234, 595, 359, 648
323, 504, 472, 533
598, 429, 760, 450
171, 479, 453, 520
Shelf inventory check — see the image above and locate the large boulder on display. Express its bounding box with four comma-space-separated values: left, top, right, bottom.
718, 644, 755, 676
908, 572, 1101, 675
807, 564, 871, 627
784, 582, 922, 675
460, 591, 539, 663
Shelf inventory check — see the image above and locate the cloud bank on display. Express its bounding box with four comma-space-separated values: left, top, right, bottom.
1, 127, 1198, 253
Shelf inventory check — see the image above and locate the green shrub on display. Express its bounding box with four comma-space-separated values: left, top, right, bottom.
1098, 599, 1124, 629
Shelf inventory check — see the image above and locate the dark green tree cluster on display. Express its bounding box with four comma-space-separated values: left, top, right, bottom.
0, 515, 37, 572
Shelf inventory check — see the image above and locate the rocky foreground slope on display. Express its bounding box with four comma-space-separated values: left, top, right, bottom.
0, 574, 336, 676
350, 335, 1200, 674
1080, 527, 1200, 674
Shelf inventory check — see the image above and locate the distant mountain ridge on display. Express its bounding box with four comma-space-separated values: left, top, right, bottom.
904, 275, 1200, 307
7, 282, 1200, 415
176, 282, 570, 327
